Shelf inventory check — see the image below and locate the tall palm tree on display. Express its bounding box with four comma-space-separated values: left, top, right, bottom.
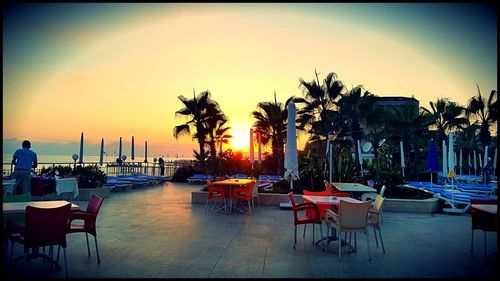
421, 98, 468, 142
466, 86, 497, 148
203, 101, 228, 165
173, 90, 216, 168
295, 70, 346, 142
251, 92, 293, 175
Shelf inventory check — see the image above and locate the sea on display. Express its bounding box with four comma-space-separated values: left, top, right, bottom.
2, 154, 193, 165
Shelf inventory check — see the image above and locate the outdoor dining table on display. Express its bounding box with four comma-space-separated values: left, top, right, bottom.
303, 195, 362, 251
331, 182, 377, 199
3, 200, 80, 272
55, 177, 79, 200
3, 200, 80, 214
213, 179, 254, 214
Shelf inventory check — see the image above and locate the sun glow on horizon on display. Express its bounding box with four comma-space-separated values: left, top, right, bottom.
229, 125, 249, 151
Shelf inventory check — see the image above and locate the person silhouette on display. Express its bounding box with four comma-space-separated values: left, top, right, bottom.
11, 140, 38, 194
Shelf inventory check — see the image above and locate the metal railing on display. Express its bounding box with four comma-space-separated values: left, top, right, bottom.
2, 160, 194, 178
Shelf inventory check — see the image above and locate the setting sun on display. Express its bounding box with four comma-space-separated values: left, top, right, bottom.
229, 125, 250, 151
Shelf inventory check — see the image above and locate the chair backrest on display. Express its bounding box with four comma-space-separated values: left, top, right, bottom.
379, 185, 387, 197
252, 181, 259, 196
288, 192, 296, 207
3, 192, 32, 203
25, 203, 71, 248
323, 180, 335, 194
87, 194, 104, 216
303, 189, 331, 197
339, 200, 371, 230
373, 195, 385, 213
470, 199, 497, 205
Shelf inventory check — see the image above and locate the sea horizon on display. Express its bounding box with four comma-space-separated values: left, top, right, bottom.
2, 154, 194, 164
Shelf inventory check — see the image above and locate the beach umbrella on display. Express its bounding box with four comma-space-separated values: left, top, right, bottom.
459, 149, 463, 175
442, 140, 447, 179
493, 148, 497, 174
118, 137, 122, 161
447, 133, 456, 204
144, 141, 148, 163
425, 139, 439, 187
454, 152, 458, 173
257, 131, 262, 164
99, 138, 104, 166
249, 128, 255, 169
479, 152, 482, 172
473, 150, 477, 176
131, 136, 135, 161
468, 153, 471, 176
284, 102, 299, 188
483, 146, 489, 169
78, 132, 84, 164
326, 137, 333, 183
357, 140, 363, 176
400, 140, 405, 178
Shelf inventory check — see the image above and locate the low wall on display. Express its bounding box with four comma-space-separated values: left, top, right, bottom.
383, 197, 440, 213
33, 187, 111, 201
191, 191, 441, 214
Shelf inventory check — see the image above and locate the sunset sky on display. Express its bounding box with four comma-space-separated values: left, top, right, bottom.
3, 3, 497, 160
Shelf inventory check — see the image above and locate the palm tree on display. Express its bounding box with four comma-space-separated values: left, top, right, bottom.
251, 92, 294, 175
421, 98, 468, 142
295, 70, 346, 142
173, 90, 217, 168
466, 86, 497, 148
203, 101, 228, 165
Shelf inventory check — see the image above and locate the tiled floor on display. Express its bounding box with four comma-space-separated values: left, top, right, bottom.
3, 182, 498, 278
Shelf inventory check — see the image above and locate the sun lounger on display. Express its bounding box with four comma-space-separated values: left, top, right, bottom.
258, 175, 282, 182
436, 191, 496, 214
187, 174, 214, 184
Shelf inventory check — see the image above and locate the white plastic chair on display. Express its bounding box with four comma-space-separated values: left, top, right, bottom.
324, 200, 372, 261
367, 195, 386, 254
252, 181, 260, 208
362, 185, 386, 223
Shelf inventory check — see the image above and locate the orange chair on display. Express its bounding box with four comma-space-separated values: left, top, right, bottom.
288, 192, 324, 249
324, 180, 351, 198
231, 181, 255, 215
7, 203, 72, 277
66, 194, 104, 264
205, 180, 229, 213
470, 199, 497, 258
303, 189, 332, 220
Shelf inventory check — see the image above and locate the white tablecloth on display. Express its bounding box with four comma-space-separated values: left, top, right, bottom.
56, 178, 79, 198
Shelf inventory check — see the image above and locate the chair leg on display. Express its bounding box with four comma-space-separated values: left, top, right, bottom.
365, 231, 371, 262
312, 224, 315, 244
378, 227, 385, 254
373, 226, 379, 248
293, 226, 297, 249
63, 247, 68, 278
94, 235, 101, 264
85, 233, 91, 257
205, 198, 210, 213
338, 230, 342, 261
483, 231, 487, 259
471, 230, 474, 253
303, 224, 307, 238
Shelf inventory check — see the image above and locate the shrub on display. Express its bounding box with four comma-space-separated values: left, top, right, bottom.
72, 165, 106, 188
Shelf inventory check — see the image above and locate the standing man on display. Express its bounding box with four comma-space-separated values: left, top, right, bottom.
12, 140, 38, 195
158, 156, 165, 176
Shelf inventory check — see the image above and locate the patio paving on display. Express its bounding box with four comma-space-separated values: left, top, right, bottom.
3, 182, 498, 278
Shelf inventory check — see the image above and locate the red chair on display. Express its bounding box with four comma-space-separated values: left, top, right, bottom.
66, 194, 104, 263
303, 189, 332, 220
231, 181, 255, 215
205, 180, 229, 213
324, 180, 351, 198
7, 203, 72, 277
288, 192, 323, 249
470, 199, 497, 258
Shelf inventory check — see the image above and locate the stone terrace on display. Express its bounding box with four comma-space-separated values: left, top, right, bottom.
3, 182, 498, 278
